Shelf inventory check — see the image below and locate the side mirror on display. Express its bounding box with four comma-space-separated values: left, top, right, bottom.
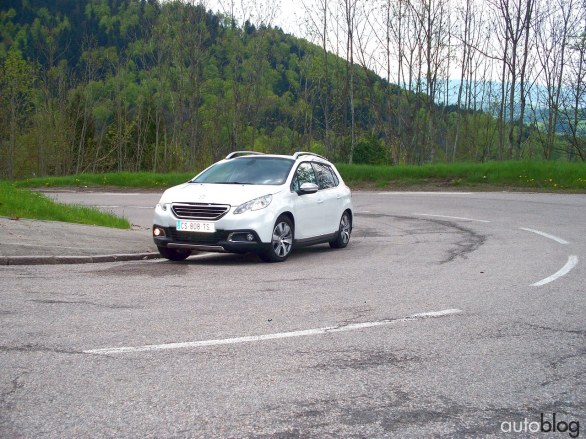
298, 182, 319, 195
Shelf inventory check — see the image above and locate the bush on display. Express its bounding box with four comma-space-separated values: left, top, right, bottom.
353, 135, 389, 165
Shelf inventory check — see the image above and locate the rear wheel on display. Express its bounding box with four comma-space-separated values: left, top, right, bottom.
329, 211, 352, 249
259, 216, 294, 262
157, 246, 191, 261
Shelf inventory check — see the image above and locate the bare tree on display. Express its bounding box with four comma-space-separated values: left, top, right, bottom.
532, 0, 577, 158
560, 0, 586, 160
452, 0, 474, 161
302, 0, 336, 155
405, 0, 451, 161
341, 0, 359, 163
490, 0, 536, 158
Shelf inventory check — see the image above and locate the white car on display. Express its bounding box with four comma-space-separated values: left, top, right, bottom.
153, 151, 353, 262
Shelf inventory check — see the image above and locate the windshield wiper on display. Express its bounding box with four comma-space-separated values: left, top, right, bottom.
215, 182, 251, 185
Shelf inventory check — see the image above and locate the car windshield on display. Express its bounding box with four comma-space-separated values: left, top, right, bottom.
191, 157, 294, 185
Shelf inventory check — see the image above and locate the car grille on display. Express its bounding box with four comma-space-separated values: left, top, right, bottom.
171, 203, 230, 220
168, 229, 229, 245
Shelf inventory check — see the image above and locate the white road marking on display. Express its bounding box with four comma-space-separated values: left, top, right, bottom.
378, 192, 472, 195
520, 227, 569, 245
532, 255, 579, 287
84, 308, 463, 355
414, 213, 490, 223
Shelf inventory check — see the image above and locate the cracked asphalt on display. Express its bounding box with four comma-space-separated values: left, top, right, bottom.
0, 190, 585, 438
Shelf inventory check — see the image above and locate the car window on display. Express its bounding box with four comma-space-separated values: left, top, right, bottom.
291, 162, 317, 192
191, 157, 294, 185
312, 163, 337, 189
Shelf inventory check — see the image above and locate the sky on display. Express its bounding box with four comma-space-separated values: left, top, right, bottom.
202, 0, 308, 38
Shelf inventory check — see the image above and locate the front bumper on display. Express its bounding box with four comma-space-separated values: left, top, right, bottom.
153, 200, 279, 254
153, 226, 271, 254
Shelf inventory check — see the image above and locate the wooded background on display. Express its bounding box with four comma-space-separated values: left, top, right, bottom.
1, 0, 584, 179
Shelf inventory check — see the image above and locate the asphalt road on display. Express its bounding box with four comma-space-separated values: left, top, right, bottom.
1, 190, 585, 438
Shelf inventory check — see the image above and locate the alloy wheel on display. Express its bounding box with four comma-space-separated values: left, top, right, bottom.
272, 221, 293, 257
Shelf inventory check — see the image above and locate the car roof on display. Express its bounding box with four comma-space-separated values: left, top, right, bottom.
224, 151, 329, 162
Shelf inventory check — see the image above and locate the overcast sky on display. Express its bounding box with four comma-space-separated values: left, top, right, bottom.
202, 0, 307, 37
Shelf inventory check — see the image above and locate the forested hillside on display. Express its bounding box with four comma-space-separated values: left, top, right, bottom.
0, 0, 584, 179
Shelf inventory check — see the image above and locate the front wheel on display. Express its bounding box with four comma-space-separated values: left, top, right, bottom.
259, 216, 294, 262
329, 211, 352, 249
157, 246, 191, 261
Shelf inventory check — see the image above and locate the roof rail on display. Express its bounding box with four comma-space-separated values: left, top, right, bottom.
225, 151, 265, 159
292, 151, 327, 160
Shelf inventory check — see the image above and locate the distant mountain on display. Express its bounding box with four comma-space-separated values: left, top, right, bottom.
440, 79, 583, 132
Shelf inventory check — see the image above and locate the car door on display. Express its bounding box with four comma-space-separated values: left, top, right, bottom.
311, 162, 342, 234
290, 162, 324, 239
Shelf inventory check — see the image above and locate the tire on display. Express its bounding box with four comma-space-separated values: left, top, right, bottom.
157, 246, 191, 261
259, 215, 294, 262
329, 211, 352, 249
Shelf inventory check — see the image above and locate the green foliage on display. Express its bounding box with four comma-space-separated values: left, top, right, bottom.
0, 47, 35, 178
0, 0, 583, 181
353, 134, 390, 165
0, 180, 130, 228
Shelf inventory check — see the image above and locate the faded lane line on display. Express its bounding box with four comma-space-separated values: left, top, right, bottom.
532, 256, 579, 287
378, 192, 472, 195
45, 192, 147, 196
520, 227, 569, 245
95, 205, 153, 209
84, 308, 463, 355
414, 213, 490, 223
90, 193, 147, 196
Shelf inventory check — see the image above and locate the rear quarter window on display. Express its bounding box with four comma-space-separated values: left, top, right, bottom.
312, 163, 338, 189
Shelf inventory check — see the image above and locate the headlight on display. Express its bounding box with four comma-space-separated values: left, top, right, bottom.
234, 195, 272, 214
156, 203, 170, 211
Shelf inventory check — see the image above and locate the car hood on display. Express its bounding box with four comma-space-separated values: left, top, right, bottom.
159, 183, 283, 207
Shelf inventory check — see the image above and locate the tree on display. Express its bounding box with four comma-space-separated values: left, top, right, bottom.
491, 0, 536, 158
341, 0, 358, 163
560, 6, 586, 160
0, 49, 34, 179
533, 0, 577, 159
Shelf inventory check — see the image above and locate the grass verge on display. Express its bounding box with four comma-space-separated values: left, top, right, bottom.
0, 181, 130, 229
336, 161, 586, 191
11, 161, 586, 192
14, 172, 194, 189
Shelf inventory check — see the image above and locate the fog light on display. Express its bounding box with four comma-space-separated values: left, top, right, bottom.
247, 233, 255, 241
153, 227, 165, 237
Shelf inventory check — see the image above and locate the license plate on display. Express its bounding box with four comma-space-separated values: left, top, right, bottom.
176, 220, 215, 233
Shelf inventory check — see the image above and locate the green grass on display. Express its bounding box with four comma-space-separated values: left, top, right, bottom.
0, 181, 131, 229
336, 161, 586, 191
11, 161, 586, 192
5, 161, 583, 229
14, 172, 195, 189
